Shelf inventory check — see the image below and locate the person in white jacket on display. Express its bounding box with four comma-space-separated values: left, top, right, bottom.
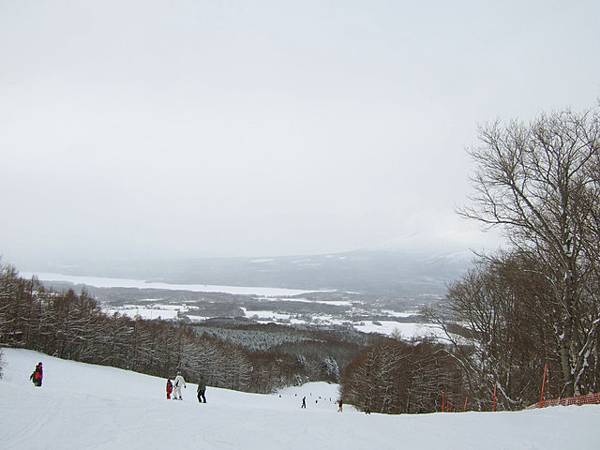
173, 372, 186, 400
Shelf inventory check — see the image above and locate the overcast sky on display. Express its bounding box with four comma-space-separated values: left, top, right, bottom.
1, 0, 599, 263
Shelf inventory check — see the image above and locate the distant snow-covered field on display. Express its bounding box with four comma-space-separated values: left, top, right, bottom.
2, 348, 599, 450
353, 320, 447, 339
102, 304, 445, 340
23, 271, 446, 340
261, 297, 354, 306
238, 308, 446, 339
103, 303, 189, 320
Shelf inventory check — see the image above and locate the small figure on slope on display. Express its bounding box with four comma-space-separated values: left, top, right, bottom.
29, 362, 43, 387
337, 399, 343, 413
301, 396, 306, 408
166, 378, 173, 400
197, 376, 207, 403
173, 371, 186, 400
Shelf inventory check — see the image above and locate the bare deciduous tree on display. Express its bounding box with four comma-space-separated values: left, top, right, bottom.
458, 107, 600, 397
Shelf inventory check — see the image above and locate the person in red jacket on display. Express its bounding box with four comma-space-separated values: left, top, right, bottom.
166, 378, 173, 400
29, 362, 43, 387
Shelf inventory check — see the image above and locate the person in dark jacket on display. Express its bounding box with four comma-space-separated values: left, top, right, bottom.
197, 376, 207, 403
29, 362, 43, 387
301, 396, 306, 408
166, 379, 173, 400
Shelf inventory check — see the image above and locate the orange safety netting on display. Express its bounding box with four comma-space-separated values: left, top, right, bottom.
529, 392, 600, 409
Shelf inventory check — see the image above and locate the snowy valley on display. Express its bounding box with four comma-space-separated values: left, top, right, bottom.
26, 272, 448, 341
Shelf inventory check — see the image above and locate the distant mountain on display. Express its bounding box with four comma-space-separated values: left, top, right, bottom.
19, 248, 474, 296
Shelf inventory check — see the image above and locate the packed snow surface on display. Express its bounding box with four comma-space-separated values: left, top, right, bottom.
2, 349, 600, 449
21, 272, 319, 296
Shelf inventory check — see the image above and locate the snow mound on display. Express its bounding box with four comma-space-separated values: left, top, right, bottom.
1, 348, 600, 450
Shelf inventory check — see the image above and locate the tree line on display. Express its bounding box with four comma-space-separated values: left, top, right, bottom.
341, 339, 466, 413
340, 105, 600, 413
450, 106, 600, 406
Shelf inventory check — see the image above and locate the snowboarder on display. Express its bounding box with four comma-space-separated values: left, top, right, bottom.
173, 371, 186, 400
166, 378, 173, 400
337, 399, 343, 413
301, 396, 306, 408
197, 376, 207, 403
29, 362, 43, 387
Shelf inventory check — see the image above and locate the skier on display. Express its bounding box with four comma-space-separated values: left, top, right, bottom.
197, 376, 207, 403
29, 366, 36, 386
173, 371, 186, 400
166, 378, 173, 400
29, 362, 43, 387
301, 396, 306, 408
337, 399, 343, 413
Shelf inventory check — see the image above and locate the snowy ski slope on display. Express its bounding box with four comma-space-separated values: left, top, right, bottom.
1, 348, 599, 450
